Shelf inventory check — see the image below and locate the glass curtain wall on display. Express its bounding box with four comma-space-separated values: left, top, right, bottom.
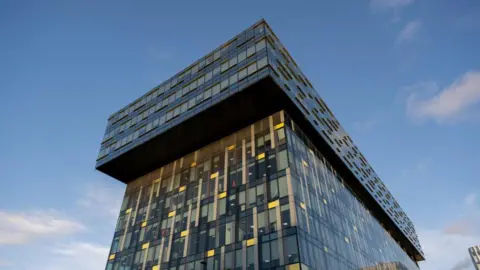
106, 111, 301, 270
285, 116, 419, 270
106, 110, 418, 270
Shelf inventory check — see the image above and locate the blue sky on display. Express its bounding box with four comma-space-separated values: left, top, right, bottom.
0, 0, 479, 269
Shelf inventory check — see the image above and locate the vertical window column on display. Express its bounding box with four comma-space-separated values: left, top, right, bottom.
269, 116, 276, 149
144, 179, 156, 222
286, 168, 297, 227
223, 146, 229, 193
183, 204, 193, 257
212, 172, 219, 221
252, 207, 259, 270
195, 177, 203, 227
242, 139, 247, 185
250, 125, 256, 158
119, 209, 133, 251
165, 211, 177, 261
132, 186, 143, 227
167, 161, 177, 192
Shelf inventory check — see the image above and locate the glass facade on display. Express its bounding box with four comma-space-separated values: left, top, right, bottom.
263, 26, 422, 256
285, 117, 418, 270
106, 112, 301, 270
97, 20, 424, 270
105, 111, 419, 270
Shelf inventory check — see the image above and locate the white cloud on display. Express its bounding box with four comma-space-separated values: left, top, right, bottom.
31, 242, 109, 270
419, 228, 479, 270
77, 183, 123, 219
451, 257, 474, 270
419, 192, 480, 270
443, 219, 476, 237
370, 0, 414, 22
396, 20, 422, 44
404, 71, 480, 123
0, 210, 85, 245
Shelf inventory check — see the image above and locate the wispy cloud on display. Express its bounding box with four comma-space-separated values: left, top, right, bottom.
396, 20, 422, 44
419, 228, 480, 270
0, 210, 85, 245
77, 183, 123, 219
27, 241, 109, 270
403, 71, 480, 123
419, 192, 480, 270
51, 241, 108, 257
370, 0, 414, 22
451, 257, 473, 270
443, 219, 476, 237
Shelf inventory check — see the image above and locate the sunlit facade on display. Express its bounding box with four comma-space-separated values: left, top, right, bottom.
97, 20, 424, 270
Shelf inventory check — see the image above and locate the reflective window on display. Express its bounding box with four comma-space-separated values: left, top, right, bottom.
284, 235, 299, 264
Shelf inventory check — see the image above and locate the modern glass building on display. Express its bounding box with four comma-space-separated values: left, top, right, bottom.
96, 19, 424, 270
469, 246, 480, 270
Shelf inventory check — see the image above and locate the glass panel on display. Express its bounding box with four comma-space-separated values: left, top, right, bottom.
208, 228, 215, 250
277, 150, 288, 171
246, 246, 254, 270
208, 203, 215, 222
235, 249, 242, 270
258, 211, 266, 235
218, 198, 226, 216
269, 208, 277, 232
247, 187, 256, 208
226, 221, 235, 245
283, 235, 299, 264
270, 239, 280, 267
281, 204, 291, 229
278, 176, 288, 198
246, 46, 256, 57
261, 242, 270, 269
269, 179, 278, 201
247, 62, 257, 75
238, 217, 246, 241
225, 251, 234, 270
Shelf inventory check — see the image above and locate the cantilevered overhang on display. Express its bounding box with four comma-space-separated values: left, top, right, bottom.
96, 70, 423, 261
96, 70, 281, 182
